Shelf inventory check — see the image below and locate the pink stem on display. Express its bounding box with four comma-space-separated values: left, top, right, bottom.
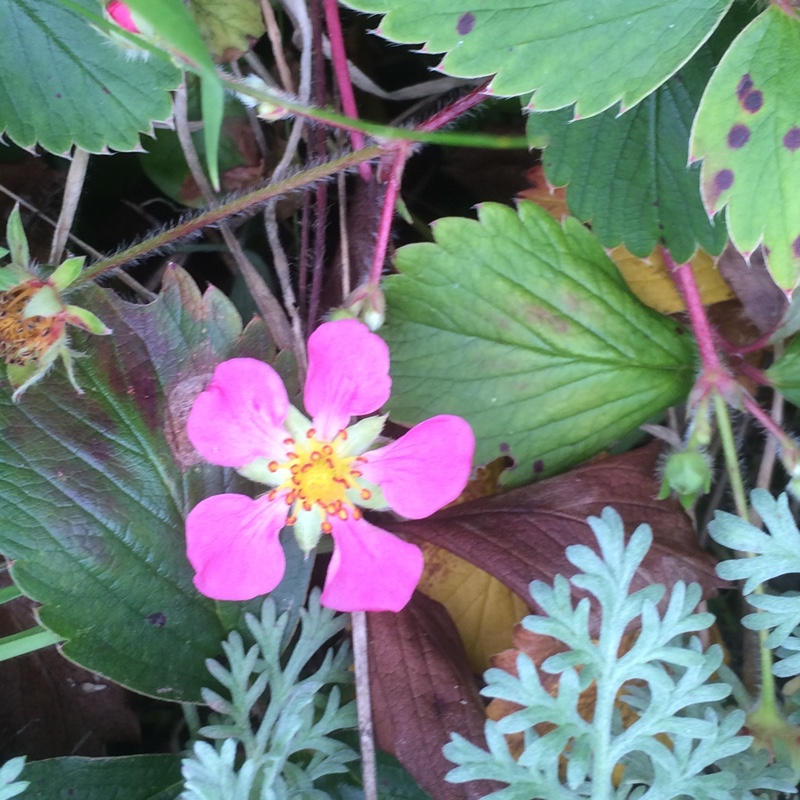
717, 329, 777, 356
368, 143, 411, 285
662, 249, 724, 372
323, 0, 371, 182
732, 358, 771, 388
417, 83, 491, 132
742, 392, 796, 451
365, 85, 491, 287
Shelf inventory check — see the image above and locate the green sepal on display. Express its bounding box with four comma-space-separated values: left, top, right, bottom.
8, 343, 64, 403
0, 263, 31, 291
0, 246, 9, 260
284, 404, 313, 441
50, 256, 85, 291
293, 506, 324, 554
22, 285, 62, 317
238, 457, 286, 487
64, 305, 112, 335
6, 204, 29, 269
341, 414, 386, 457
661, 449, 712, 510
346, 480, 387, 511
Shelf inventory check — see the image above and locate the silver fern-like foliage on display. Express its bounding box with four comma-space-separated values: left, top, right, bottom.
180, 589, 358, 800
444, 507, 793, 800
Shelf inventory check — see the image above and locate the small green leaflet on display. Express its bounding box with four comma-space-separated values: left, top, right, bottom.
383, 202, 696, 488
0, 0, 178, 154
691, 6, 800, 291
766, 335, 800, 406
109, 0, 225, 190
526, 30, 735, 262
340, 0, 731, 117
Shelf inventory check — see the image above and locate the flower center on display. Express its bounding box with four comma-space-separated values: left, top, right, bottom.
269, 429, 370, 532
0, 283, 64, 366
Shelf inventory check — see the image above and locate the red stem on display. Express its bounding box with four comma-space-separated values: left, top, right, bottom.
742, 391, 795, 450
368, 143, 411, 286
365, 85, 491, 287
323, 0, 371, 182
662, 249, 724, 373
417, 83, 492, 132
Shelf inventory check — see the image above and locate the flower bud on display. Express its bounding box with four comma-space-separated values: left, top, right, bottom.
658, 449, 712, 510
101, 1, 153, 58
105, 0, 140, 33
329, 283, 386, 332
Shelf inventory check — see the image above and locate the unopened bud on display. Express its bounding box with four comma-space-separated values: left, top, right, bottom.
658, 449, 712, 510
330, 283, 386, 332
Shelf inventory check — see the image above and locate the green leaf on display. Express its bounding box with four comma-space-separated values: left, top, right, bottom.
766, 335, 800, 405
0, 267, 304, 701
191, 0, 265, 61
5, 205, 29, 269
383, 202, 696, 488
120, 0, 224, 189
23, 754, 181, 800
341, 0, 732, 116
0, 0, 179, 154
691, 6, 800, 291
526, 33, 732, 262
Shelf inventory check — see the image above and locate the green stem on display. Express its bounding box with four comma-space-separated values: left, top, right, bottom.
713, 393, 748, 520
227, 74, 529, 149
73, 146, 382, 287
0, 585, 22, 605
713, 393, 777, 711
0, 626, 63, 662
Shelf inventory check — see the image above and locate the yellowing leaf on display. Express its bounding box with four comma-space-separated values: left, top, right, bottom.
417, 542, 528, 673
519, 168, 734, 315
610, 246, 734, 315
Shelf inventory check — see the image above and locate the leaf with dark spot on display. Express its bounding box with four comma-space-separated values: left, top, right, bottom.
692, 5, 800, 290
384, 202, 695, 488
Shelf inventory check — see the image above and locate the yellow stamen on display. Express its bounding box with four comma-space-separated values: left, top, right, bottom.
271, 429, 365, 533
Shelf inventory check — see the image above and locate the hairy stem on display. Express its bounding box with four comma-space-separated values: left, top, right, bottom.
74, 146, 382, 287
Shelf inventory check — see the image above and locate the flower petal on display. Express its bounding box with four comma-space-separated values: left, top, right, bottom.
321, 516, 423, 612
186, 493, 288, 601
360, 415, 474, 519
106, 0, 140, 32
304, 320, 391, 440
187, 358, 290, 468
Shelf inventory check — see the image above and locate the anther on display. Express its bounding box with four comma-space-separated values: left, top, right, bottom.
360, 488, 371, 500
268, 460, 279, 472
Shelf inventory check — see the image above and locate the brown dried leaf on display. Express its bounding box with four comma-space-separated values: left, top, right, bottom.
367, 592, 498, 800
717, 243, 788, 335
391, 444, 722, 619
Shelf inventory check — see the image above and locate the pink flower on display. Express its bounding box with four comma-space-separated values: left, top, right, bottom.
186, 319, 474, 612
105, 1, 140, 33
